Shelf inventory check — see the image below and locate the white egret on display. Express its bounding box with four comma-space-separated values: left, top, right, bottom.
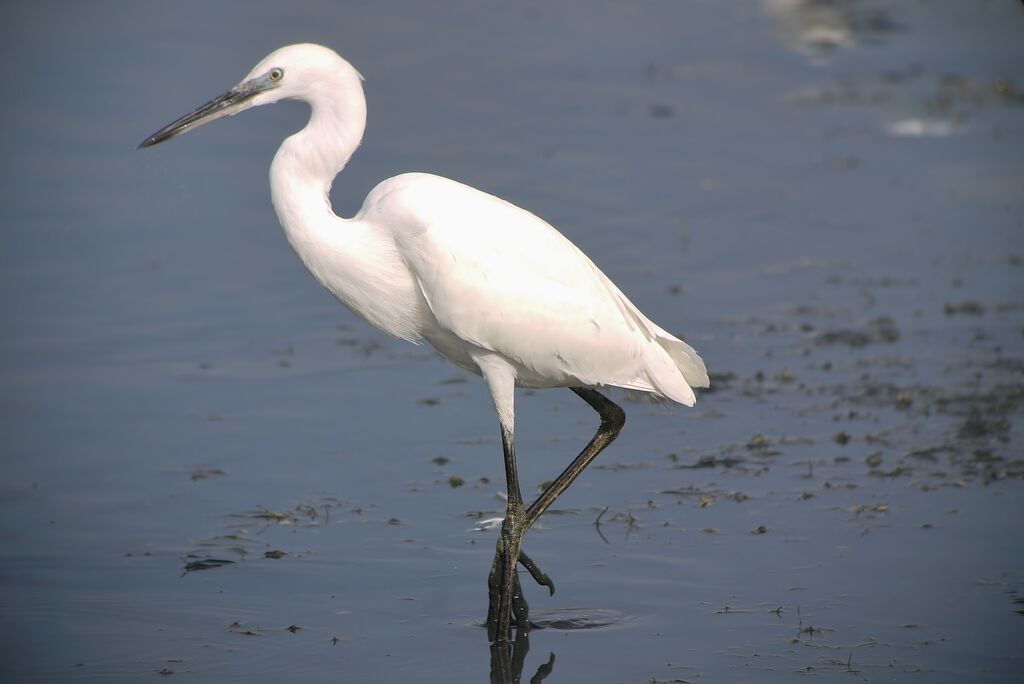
139, 43, 709, 642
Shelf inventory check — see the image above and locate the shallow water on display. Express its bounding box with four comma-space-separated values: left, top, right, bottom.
1, 1, 1022, 682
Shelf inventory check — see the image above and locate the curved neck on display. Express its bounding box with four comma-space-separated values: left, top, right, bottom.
270, 71, 367, 226
263, 71, 424, 343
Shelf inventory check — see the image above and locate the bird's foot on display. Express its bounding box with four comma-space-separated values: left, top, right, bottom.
517, 549, 555, 597
486, 521, 555, 642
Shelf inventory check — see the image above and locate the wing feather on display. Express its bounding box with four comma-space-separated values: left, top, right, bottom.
372, 174, 706, 402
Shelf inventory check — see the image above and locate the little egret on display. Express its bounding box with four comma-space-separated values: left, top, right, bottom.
139, 43, 709, 642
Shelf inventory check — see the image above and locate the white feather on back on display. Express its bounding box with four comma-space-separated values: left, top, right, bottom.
360, 173, 707, 404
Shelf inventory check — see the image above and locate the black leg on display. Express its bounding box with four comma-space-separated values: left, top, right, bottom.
487, 422, 528, 642
523, 388, 625, 529
486, 387, 625, 642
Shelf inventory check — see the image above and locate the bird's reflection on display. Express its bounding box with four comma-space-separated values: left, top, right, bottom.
489, 628, 554, 684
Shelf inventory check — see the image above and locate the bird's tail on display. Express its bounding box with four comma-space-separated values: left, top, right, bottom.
657, 334, 710, 390
588, 261, 709, 406
637, 333, 707, 407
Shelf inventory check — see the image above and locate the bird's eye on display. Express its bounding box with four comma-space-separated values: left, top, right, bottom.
269, 67, 284, 82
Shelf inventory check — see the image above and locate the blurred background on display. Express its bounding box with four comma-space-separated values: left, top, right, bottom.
1, 1, 1021, 681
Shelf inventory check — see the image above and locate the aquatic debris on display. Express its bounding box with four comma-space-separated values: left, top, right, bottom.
798, 624, 827, 639
674, 455, 747, 469
715, 605, 755, 614
181, 557, 235, 574
885, 118, 955, 137
607, 509, 639, 532
958, 409, 1010, 440
263, 550, 287, 559
468, 516, 504, 532
592, 461, 649, 471
764, 0, 903, 56
748, 434, 767, 448
815, 316, 899, 347
1005, 461, 1024, 479
231, 507, 295, 525
189, 468, 225, 481
906, 445, 950, 462
448, 475, 465, 488
943, 300, 985, 316
659, 485, 706, 498
227, 500, 340, 527
849, 503, 889, 517
227, 621, 263, 637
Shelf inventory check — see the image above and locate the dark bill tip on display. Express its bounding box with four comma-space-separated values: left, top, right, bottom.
137, 134, 166, 150
137, 84, 261, 151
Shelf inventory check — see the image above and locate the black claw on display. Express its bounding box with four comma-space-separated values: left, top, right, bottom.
518, 550, 555, 596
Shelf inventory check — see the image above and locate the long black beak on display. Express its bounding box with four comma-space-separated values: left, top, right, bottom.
138, 82, 262, 149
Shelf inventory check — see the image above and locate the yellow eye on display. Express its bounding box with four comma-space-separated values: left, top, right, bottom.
269, 67, 284, 82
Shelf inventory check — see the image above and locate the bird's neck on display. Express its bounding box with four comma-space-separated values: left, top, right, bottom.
268, 81, 368, 304
266, 74, 362, 289
269, 76, 367, 229
265, 85, 426, 343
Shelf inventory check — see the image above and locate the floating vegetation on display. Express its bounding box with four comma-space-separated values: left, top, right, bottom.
181, 556, 235, 574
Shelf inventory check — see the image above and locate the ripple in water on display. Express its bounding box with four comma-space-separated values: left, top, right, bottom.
528, 608, 633, 631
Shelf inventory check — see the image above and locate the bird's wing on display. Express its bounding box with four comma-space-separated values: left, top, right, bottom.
375, 174, 704, 403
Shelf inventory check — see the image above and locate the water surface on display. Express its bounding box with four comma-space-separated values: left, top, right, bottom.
1, 1, 1022, 681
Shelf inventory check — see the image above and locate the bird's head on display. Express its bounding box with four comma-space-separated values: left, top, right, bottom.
138, 43, 363, 149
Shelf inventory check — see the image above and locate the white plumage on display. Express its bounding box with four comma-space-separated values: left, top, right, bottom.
140, 43, 708, 641
257, 45, 708, 414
